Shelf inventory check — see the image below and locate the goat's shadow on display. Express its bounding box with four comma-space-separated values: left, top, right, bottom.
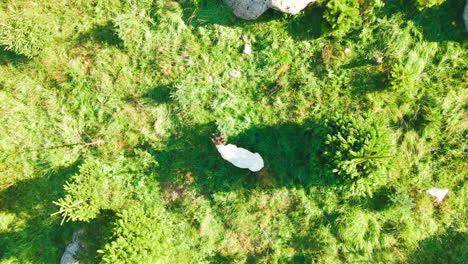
406, 229, 467, 263
382, 0, 466, 43
142, 120, 333, 195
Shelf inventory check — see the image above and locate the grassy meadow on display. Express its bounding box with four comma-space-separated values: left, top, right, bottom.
0, 0, 467, 263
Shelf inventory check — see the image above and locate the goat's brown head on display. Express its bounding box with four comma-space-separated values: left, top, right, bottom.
211, 132, 225, 145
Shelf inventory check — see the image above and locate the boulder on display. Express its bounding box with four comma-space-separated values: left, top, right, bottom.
272, 0, 316, 15
224, 0, 316, 20
464, 0, 468, 30
60, 229, 84, 264
224, 0, 269, 20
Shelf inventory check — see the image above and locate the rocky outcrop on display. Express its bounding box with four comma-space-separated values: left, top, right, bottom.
464, 0, 468, 30
60, 229, 84, 264
224, 0, 316, 20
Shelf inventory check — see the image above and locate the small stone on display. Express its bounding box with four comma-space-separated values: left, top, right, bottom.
344, 48, 352, 55
229, 69, 241, 78
243, 43, 252, 55
375, 55, 383, 64
426, 188, 449, 202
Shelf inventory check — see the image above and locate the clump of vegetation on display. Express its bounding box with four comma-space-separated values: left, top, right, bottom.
415, 0, 447, 10
310, 114, 395, 197
53, 150, 156, 223
337, 208, 382, 255
0, 8, 52, 57
323, 0, 362, 36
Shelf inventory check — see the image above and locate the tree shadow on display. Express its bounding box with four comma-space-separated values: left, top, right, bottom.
0, 161, 82, 263
0, 46, 29, 65
390, 96, 433, 137
382, 0, 466, 43
406, 229, 467, 264
76, 209, 116, 263
77, 21, 123, 48
348, 66, 390, 95
286, 5, 326, 41
140, 119, 333, 196
142, 83, 174, 104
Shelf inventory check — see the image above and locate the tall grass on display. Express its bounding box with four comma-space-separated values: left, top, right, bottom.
0, 0, 466, 263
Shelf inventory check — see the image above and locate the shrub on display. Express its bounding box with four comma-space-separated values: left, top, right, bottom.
53, 150, 156, 223
389, 188, 415, 211
415, 0, 447, 10
311, 114, 395, 197
0, 9, 51, 58
323, 0, 362, 36
99, 205, 174, 263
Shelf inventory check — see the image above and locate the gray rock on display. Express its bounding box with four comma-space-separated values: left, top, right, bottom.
224, 0, 269, 20
464, 0, 468, 30
224, 0, 316, 20
60, 229, 84, 264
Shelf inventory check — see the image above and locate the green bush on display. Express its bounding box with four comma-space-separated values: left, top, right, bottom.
53, 150, 156, 223
323, 0, 362, 36
312, 114, 395, 197
0, 9, 51, 57
99, 205, 174, 263
415, 0, 447, 10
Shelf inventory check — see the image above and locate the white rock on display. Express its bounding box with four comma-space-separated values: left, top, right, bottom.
426, 188, 449, 202
229, 69, 241, 78
224, 0, 316, 20
344, 48, 352, 55
60, 229, 83, 264
216, 144, 264, 172
375, 55, 383, 64
271, 0, 316, 15
243, 43, 252, 55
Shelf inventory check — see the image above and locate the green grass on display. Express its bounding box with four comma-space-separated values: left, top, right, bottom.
0, 0, 466, 263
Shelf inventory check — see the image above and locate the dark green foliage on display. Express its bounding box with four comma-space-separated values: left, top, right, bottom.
312, 114, 395, 197
324, 0, 362, 36
99, 205, 173, 263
